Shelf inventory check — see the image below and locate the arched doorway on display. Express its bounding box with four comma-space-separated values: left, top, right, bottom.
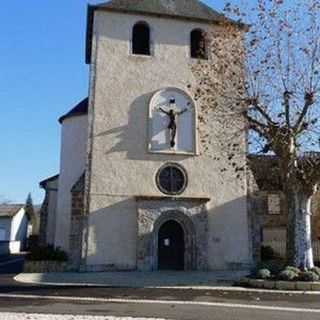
158, 220, 185, 270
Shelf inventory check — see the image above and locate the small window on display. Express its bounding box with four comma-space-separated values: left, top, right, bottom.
156, 163, 187, 195
267, 193, 281, 215
132, 22, 150, 55
190, 29, 207, 59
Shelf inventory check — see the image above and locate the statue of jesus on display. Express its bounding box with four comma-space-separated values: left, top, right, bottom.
157, 98, 188, 148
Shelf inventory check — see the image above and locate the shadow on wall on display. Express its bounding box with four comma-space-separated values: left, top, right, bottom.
81, 195, 253, 271
82, 198, 138, 271
95, 93, 192, 162
15, 217, 29, 251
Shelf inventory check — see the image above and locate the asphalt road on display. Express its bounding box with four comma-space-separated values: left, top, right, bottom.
0, 254, 25, 274
0, 256, 320, 319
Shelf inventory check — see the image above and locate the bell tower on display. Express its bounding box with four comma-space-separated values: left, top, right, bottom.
77, 0, 252, 272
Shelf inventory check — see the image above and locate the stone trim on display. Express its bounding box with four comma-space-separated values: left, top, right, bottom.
135, 195, 210, 202
24, 261, 69, 273
241, 278, 320, 291
136, 198, 208, 271
69, 173, 86, 269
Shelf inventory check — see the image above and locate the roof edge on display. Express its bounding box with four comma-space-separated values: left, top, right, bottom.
40, 174, 59, 188
85, 3, 247, 64
58, 112, 88, 124
86, 5, 96, 64
94, 5, 246, 27
0, 205, 25, 218
58, 97, 89, 124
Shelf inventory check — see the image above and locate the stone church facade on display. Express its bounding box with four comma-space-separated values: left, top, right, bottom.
40, 0, 253, 272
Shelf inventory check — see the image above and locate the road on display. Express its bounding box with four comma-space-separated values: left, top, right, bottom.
0, 256, 320, 319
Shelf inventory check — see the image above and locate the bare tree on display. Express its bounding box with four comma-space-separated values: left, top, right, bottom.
192, 0, 320, 269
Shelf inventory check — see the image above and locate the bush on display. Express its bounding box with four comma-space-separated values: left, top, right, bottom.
299, 271, 319, 282
256, 268, 271, 280
311, 267, 320, 277
278, 269, 298, 281
261, 246, 276, 261
256, 260, 285, 275
285, 266, 301, 274
27, 245, 68, 262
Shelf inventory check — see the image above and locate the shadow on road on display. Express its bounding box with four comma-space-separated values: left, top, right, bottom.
0, 254, 25, 275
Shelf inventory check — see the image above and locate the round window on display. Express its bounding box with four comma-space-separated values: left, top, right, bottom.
156, 163, 187, 195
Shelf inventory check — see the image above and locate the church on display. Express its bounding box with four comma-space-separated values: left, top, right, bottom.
39, 0, 253, 272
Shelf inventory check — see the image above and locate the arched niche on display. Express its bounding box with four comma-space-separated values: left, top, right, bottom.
149, 88, 197, 154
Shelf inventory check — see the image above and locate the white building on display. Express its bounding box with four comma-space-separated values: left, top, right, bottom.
40, 0, 253, 272
0, 205, 30, 255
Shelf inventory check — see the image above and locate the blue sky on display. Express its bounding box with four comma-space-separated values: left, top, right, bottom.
0, 0, 225, 204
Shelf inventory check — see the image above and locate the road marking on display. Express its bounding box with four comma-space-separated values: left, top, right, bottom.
0, 313, 166, 320
0, 258, 23, 267
0, 293, 319, 314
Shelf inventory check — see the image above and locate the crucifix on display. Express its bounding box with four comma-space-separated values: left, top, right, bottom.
156, 97, 188, 148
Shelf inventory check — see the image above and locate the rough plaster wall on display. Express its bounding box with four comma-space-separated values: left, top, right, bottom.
86, 11, 251, 270
55, 116, 88, 251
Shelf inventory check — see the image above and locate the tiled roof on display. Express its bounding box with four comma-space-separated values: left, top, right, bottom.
0, 205, 24, 218
248, 155, 281, 191
58, 98, 88, 124
97, 0, 227, 23
39, 174, 59, 188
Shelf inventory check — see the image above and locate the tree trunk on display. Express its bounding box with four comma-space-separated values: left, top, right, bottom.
287, 189, 314, 269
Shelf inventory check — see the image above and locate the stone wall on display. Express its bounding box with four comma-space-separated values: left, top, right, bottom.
248, 156, 320, 263
69, 174, 85, 269
39, 193, 49, 246
39, 177, 59, 246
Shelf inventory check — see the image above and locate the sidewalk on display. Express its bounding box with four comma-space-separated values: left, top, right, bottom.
15, 271, 248, 288
14, 271, 320, 294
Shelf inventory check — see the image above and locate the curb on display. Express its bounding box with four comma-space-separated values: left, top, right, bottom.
240, 277, 320, 292
13, 274, 320, 295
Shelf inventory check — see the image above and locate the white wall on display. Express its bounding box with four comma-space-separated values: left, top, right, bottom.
85, 11, 251, 270
11, 208, 29, 247
55, 115, 88, 251
0, 209, 28, 254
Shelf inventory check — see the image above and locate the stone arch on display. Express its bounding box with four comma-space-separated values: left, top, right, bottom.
153, 210, 196, 270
